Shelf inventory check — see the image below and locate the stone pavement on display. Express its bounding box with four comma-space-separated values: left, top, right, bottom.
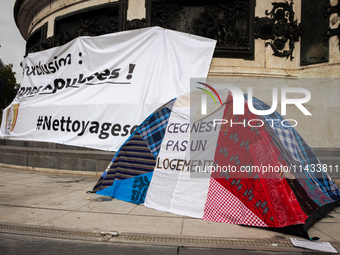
0, 166, 339, 253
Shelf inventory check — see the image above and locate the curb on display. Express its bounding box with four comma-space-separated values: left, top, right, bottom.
0, 222, 338, 253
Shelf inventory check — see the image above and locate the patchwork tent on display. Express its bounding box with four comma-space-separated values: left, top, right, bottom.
92, 89, 340, 239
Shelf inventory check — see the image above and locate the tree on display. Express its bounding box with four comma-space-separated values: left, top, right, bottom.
0, 66, 20, 111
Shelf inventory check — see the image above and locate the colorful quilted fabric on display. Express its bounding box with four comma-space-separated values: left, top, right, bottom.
93, 91, 339, 238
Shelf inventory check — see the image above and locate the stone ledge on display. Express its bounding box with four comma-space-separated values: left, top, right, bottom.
0, 139, 114, 173
0, 146, 113, 160
313, 148, 340, 157
0, 152, 110, 174
0, 139, 104, 151
0, 163, 101, 176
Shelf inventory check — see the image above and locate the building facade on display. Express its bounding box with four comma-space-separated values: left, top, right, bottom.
14, 0, 340, 148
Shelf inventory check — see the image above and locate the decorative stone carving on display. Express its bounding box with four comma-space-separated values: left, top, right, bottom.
148, 1, 182, 31
323, 2, 340, 17
41, 36, 54, 51
78, 16, 99, 36
254, 1, 303, 61
53, 2, 125, 48
191, 1, 250, 48
126, 19, 147, 30
323, 25, 340, 50
323, 1, 340, 50
146, 0, 255, 59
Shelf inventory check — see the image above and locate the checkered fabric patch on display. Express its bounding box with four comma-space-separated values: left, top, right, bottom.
138, 106, 172, 158
272, 126, 299, 161
203, 179, 267, 227
293, 129, 340, 199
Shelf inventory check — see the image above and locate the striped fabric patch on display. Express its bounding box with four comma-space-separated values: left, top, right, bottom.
92, 133, 156, 192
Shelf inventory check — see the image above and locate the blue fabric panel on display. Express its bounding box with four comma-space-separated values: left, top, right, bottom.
96, 172, 153, 204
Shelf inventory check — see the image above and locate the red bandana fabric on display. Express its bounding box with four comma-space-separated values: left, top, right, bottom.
209, 96, 307, 228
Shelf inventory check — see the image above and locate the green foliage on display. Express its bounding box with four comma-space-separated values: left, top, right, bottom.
0, 66, 20, 110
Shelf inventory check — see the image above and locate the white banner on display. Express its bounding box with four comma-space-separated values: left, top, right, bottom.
0, 27, 216, 151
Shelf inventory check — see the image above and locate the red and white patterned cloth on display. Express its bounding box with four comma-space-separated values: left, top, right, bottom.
203, 178, 268, 227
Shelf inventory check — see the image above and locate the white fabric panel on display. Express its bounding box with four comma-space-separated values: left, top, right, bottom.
169, 171, 210, 218
168, 104, 225, 218
143, 169, 180, 211
144, 105, 190, 211
145, 99, 226, 218
1, 27, 216, 151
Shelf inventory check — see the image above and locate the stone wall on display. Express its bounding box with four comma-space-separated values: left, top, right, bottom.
207, 0, 340, 148
14, 0, 340, 148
